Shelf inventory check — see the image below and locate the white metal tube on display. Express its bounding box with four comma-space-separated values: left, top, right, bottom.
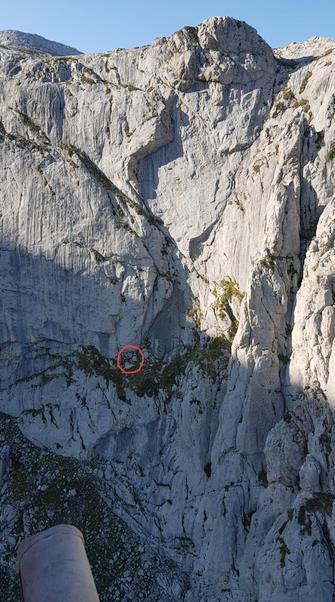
16, 524, 100, 602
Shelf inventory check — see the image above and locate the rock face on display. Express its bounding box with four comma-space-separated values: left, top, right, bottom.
0, 16, 334, 602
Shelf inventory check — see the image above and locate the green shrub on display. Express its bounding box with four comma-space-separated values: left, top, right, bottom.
81, 75, 95, 85
278, 537, 290, 568
77, 346, 126, 400
124, 84, 141, 92
273, 101, 285, 116
161, 354, 188, 391
294, 98, 311, 113
258, 469, 268, 488
253, 163, 262, 174
216, 277, 244, 303
260, 256, 275, 270
213, 278, 244, 321
183, 26, 198, 44
325, 147, 335, 162
283, 88, 295, 101
299, 71, 312, 93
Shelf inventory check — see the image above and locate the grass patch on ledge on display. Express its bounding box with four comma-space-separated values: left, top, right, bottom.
123, 335, 230, 400
122, 83, 142, 92
299, 71, 312, 94
273, 101, 285, 117
283, 88, 295, 101
9, 108, 50, 143
12, 334, 231, 412
81, 75, 96, 85
293, 98, 311, 115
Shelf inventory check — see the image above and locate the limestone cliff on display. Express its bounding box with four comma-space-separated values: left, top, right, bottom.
0, 16, 334, 601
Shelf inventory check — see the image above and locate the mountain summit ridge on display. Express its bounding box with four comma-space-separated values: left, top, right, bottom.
1, 18, 334, 59
0, 29, 82, 56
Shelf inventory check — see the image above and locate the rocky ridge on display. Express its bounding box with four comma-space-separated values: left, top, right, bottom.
0, 16, 334, 601
0, 30, 82, 56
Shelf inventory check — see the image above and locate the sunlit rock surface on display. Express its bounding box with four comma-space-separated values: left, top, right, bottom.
0, 30, 82, 56
0, 16, 334, 601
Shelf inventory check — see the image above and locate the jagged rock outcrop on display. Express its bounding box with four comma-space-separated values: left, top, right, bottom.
0, 16, 334, 601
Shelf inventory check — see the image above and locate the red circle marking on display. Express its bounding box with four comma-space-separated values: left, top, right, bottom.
117, 344, 145, 375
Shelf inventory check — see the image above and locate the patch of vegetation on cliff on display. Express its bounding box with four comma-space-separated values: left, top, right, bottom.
259, 256, 275, 271
258, 469, 268, 488
81, 74, 96, 85
299, 71, 312, 93
325, 146, 335, 162
77, 345, 126, 401
297, 505, 312, 536
128, 336, 230, 399
9, 107, 50, 143
313, 48, 334, 61
187, 304, 202, 328
229, 195, 245, 212
181, 26, 199, 45
277, 536, 290, 568
293, 98, 312, 118
282, 88, 295, 101
12, 331, 231, 416
122, 83, 141, 92
319, 432, 332, 455
212, 277, 244, 321
76, 334, 230, 402
305, 493, 335, 516
253, 162, 263, 174
273, 101, 285, 117
216, 278, 244, 304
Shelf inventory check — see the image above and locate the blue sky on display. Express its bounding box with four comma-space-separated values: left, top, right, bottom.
1, 0, 334, 53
